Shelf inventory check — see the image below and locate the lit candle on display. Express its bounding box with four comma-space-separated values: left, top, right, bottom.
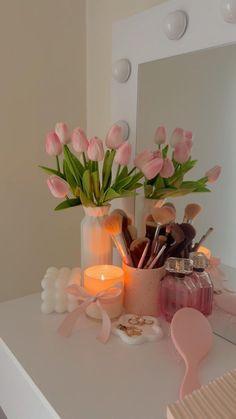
84, 265, 124, 320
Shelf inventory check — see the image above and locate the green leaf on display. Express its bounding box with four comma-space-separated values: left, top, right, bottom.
102, 188, 120, 202
39, 165, 66, 180
116, 166, 128, 183
114, 176, 133, 191
63, 160, 77, 195
91, 171, 100, 201
144, 184, 153, 197
79, 189, 95, 207
154, 175, 165, 190
63, 145, 84, 187
102, 149, 116, 190
82, 170, 93, 199
193, 186, 211, 193
54, 198, 81, 211
162, 145, 169, 158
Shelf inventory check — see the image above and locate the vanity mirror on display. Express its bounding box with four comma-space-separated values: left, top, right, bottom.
112, 0, 236, 344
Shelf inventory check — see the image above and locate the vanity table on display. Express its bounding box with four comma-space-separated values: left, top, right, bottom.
0, 293, 236, 419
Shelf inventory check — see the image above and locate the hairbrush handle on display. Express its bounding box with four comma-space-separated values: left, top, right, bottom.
180, 362, 200, 399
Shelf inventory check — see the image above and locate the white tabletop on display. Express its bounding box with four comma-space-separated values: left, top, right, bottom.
0, 293, 236, 419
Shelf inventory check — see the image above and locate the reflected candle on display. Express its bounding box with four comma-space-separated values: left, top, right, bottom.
84, 265, 124, 319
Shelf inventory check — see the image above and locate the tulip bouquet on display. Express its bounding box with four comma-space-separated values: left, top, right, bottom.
40, 123, 143, 209
135, 127, 221, 200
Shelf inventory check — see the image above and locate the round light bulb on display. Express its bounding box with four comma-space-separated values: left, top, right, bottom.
220, 0, 236, 23
163, 10, 188, 40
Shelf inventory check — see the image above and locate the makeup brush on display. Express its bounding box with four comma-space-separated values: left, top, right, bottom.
130, 238, 150, 268
111, 209, 133, 248
163, 202, 176, 215
192, 227, 214, 251
158, 224, 185, 267
183, 203, 202, 224
137, 239, 150, 269
171, 224, 196, 258
151, 206, 176, 253
103, 214, 133, 266
127, 224, 138, 241
147, 235, 167, 269
148, 236, 167, 269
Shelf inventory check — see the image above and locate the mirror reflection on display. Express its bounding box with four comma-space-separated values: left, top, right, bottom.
136, 44, 236, 343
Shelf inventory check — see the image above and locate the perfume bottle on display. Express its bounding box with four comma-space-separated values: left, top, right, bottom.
190, 252, 213, 316
160, 258, 199, 322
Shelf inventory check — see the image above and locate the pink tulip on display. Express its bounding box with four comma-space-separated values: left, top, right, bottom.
154, 126, 166, 145
55, 122, 70, 144
170, 127, 184, 148
47, 176, 69, 198
105, 124, 124, 149
184, 131, 193, 149
174, 141, 191, 164
87, 137, 104, 161
134, 150, 155, 170
142, 157, 163, 180
114, 141, 132, 166
160, 158, 175, 178
205, 165, 222, 183
72, 128, 89, 153
45, 131, 62, 156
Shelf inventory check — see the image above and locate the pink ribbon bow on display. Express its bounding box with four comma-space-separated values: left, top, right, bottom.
58, 282, 123, 344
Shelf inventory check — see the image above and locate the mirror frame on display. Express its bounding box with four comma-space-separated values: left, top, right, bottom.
111, 0, 236, 217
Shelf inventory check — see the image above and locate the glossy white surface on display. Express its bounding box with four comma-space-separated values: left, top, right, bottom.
1, 294, 236, 419
163, 10, 188, 40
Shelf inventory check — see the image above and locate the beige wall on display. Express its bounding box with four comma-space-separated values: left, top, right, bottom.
0, 0, 86, 301
86, 0, 166, 138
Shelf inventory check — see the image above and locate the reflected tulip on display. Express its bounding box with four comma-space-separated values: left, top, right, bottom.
205, 165, 222, 183
174, 141, 191, 164
134, 150, 155, 170
170, 127, 184, 147
154, 126, 166, 145
160, 158, 175, 178
142, 157, 163, 180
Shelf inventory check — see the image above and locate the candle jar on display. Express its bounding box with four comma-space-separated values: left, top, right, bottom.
160, 258, 198, 322
84, 265, 124, 320
123, 263, 166, 317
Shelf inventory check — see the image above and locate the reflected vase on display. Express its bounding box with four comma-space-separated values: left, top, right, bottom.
81, 206, 112, 270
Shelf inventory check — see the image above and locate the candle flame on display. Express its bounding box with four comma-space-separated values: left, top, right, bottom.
101, 274, 105, 281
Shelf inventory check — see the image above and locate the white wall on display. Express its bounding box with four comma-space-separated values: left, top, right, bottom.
0, 0, 86, 302
86, 0, 166, 138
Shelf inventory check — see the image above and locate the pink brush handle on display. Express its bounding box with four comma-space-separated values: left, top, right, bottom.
180, 362, 201, 399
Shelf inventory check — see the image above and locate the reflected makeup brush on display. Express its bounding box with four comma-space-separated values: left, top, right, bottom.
103, 214, 133, 266
111, 209, 133, 248
151, 206, 176, 254
192, 227, 214, 251
183, 203, 202, 224
171, 224, 196, 258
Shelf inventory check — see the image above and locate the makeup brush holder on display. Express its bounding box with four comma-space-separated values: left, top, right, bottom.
123, 263, 166, 317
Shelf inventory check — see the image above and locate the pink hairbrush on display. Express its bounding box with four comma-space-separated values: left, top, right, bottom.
171, 307, 213, 399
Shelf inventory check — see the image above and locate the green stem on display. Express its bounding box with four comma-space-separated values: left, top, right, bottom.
82, 152, 87, 167
56, 156, 60, 173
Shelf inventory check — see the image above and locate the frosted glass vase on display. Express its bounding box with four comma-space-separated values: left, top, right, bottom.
81, 206, 112, 270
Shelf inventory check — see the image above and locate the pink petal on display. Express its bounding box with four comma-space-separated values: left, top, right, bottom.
72, 128, 89, 153
205, 165, 222, 183
45, 132, 62, 156
134, 150, 155, 170
174, 141, 191, 164
142, 157, 163, 180
154, 126, 166, 145
87, 137, 104, 161
114, 142, 132, 166
55, 122, 70, 144
160, 158, 175, 178
105, 124, 124, 149
47, 176, 69, 198
170, 127, 184, 148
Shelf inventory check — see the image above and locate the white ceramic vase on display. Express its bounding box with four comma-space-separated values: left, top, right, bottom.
81, 206, 112, 270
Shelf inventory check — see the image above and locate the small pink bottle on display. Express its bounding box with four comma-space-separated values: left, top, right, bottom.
190, 252, 213, 316
160, 258, 198, 322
